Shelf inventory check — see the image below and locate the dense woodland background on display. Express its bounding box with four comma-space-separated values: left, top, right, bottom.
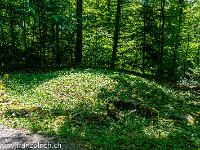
0, 1, 200, 148
0, 0, 199, 80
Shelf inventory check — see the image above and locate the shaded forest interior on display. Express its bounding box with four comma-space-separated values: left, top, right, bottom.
0, 0, 199, 81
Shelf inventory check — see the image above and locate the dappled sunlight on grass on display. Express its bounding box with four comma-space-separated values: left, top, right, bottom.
0, 68, 199, 149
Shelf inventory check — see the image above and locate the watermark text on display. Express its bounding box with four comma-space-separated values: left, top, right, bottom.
0, 142, 62, 149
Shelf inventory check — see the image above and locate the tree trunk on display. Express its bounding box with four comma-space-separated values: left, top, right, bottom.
107, 0, 111, 34
23, 2, 28, 66
38, 4, 43, 66
51, 24, 55, 47
9, 16, 15, 68
10, 19, 15, 48
172, 0, 184, 76
75, 0, 83, 64
198, 46, 200, 66
111, 0, 121, 69
42, 23, 47, 65
56, 24, 60, 64
143, 18, 146, 75
158, 0, 165, 76
39, 19, 43, 66
184, 33, 189, 76
1, 27, 6, 67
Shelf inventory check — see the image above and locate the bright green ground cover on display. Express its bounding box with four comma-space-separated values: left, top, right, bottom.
0, 68, 199, 149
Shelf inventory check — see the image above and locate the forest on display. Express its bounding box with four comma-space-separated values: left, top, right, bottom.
0, 0, 199, 79
0, 0, 200, 149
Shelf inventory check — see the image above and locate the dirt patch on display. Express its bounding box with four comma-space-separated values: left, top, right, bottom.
0, 125, 85, 150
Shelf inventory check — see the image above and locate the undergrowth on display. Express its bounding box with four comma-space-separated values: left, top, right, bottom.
0, 68, 199, 149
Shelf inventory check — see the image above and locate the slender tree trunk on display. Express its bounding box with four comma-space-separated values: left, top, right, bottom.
9, 17, 15, 68
31, 25, 35, 57
95, 13, 98, 67
39, 20, 43, 66
38, 4, 43, 66
51, 24, 55, 48
158, 0, 165, 76
143, 18, 146, 75
10, 19, 15, 48
111, 0, 121, 69
42, 24, 47, 65
198, 46, 200, 66
56, 24, 60, 64
51, 23, 55, 64
95, 0, 100, 66
107, 0, 111, 34
173, 0, 183, 76
1, 27, 5, 67
75, 0, 83, 64
23, 2, 28, 66
184, 33, 189, 76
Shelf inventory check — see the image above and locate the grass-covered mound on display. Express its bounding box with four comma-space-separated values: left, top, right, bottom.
0, 68, 199, 149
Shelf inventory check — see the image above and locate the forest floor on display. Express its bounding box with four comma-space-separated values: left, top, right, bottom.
0, 68, 199, 149
0, 125, 85, 150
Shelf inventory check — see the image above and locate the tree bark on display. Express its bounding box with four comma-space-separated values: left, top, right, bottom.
111, 0, 122, 69
158, 0, 165, 76
184, 33, 189, 76
56, 24, 60, 64
23, 2, 28, 66
75, 0, 83, 64
107, 0, 111, 34
42, 23, 47, 64
38, 4, 43, 66
142, 18, 146, 75
1, 27, 5, 67
173, 0, 184, 76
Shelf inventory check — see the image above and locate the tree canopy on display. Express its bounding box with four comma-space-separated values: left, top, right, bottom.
0, 0, 199, 80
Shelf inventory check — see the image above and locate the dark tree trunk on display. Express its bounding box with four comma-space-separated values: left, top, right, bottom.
56, 24, 60, 64
158, 0, 165, 76
111, 0, 121, 69
198, 47, 200, 66
142, 18, 146, 75
38, 4, 43, 66
9, 17, 15, 68
75, 0, 83, 64
39, 19, 43, 66
23, 2, 28, 66
42, 23, 47, 64
10, 19, 15, 48
51, 24, 55, 49
172, 0, 184, 76
184, 33, 189, 76
1, 27, 6, 67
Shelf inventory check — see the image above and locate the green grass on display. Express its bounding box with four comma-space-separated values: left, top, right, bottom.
0, 68, 199, 149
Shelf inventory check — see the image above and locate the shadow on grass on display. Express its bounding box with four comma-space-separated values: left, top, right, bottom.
57, 70, 199, 149
93, 71, 199, 148
0, 68, 199, 149
1, 67, 70, 93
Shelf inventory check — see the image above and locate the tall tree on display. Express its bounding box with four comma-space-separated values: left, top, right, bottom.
107, 0, 111, 34
183, 33, 189, 76
22, 1, 28, 66
111, 0, 122, 69
75, 0, 83, 64
171, 0, 184, 76
142, 4, 147, 75
158, 0, 165, 76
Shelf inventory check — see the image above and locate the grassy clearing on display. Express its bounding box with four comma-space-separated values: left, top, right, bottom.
0, 68, 199, 149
